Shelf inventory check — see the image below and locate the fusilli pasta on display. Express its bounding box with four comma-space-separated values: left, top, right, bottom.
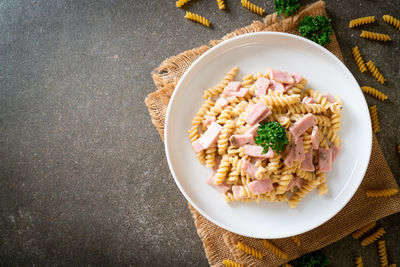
176, 0, 192, 8
352, 46, 367, 73
203, 67, 239, 99
369, 105, 380, 134
383, 15, 400, 30
349, 16, 375, 28
366, 188, 398, 197
366, 61, 386, 84
352, 221, 376, 239
241, 0, 265, 16
185, 11, 210, 27
216, 0, 226, 10
261, 239, 288, 259
222, 259, 244, 267
361, 86, 388, 101
360, 30, 392, 42
377, 240, 389, 267
361, 227, 385, 246
355, 256, 364, 267
291, 235, 300, 246
236, 241, 264, 259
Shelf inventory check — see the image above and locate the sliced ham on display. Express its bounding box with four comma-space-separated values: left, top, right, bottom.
225, 87, 249, 97
284, 144, 296, 167
255, 77, 270, 97
244, 145, 274, 159
245, 123, 259, 137
301, 149, 315, 171
302, 97, 316, 104
311, 126, 319, 150
223, 81, 241, 95
215, 97, 229, 108
294, 136, 305, 162
269, 80, 286, 93
192, 122, 223, 152
206, 170, 230, 193
230, 134, 254, 146
330, 145, 341, 163
203, 115, 216, 126
248, 179, 273, 195
325, 93, 335, 103
232, 185, 248, 199
289, 113, 315, 142
242, 159, 258, 178
319, 148, 332, 172
270, 69, 294, 84
292, 72, 303, 84
287, 176, 305, 190
245, 102, 272, 126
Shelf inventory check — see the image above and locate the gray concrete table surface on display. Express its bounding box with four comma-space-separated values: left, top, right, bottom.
0, 0, 399, 266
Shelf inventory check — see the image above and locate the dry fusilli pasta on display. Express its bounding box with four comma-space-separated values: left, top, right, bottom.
236, 241, 264, 259
185, 11, 210, 27
261, 239, 288, 259
369, 105, 380, 133
352, 46, 367, 73
352, 221, 376, 239
360, 30, 392, 42
349, 16, 375, 28
361, 86, 388, 101
355, 256, 364, 267
366, 188, 398, 197
361, 227, 386, 246
241, 0, 265, 15
366, 61, 386, 84
377, 240, 389, 267
176, 0, 192, 7
216, 0, 226, 10
222, 259, 244, 267
291, 235, 300, 246
383, 15, 400, 30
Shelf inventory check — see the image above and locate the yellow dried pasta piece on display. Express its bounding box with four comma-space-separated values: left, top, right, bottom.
355, 256, 364, 267
241, 0, 265, 16
222, 259, 244, 267
352, 221, 376, 239
214, 154, 231, 184
383, 15, 400, 30
291, 235, 300, 246
203, 66, 239, 99
218, 120, 235, 155
361, 86, 388, 101
185, 11, 210, 27
349, 16, 375, 28
288, 179, 320, 208
176, 0, 192, 7
366, 188, 398, 197
369, 105, 380, 134
366, 61, 386, 84
261, 239, 287, 259
361, 227, 385, 246
260, 95, 300, 107
216, 0, 226, 10
377, 240, 389, 267
236, 241, 264, 259
352, 46, 367, 73
360, 30, 392, 42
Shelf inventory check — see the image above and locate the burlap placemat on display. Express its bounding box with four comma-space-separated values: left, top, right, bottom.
145, 1, 400, 266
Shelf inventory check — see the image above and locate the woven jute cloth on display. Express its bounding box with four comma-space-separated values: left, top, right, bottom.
145, 1, 400, 266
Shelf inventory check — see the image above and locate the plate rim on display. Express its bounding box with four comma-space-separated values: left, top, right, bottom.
164, 32, 372, 238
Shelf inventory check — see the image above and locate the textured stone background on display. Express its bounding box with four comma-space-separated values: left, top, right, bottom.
0, 0, 399, 266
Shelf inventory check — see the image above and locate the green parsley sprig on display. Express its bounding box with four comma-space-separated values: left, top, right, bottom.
298, 251, 329, 267
255, 121, 288, 154
274, 0, 300, 17
298, 15, 333, 46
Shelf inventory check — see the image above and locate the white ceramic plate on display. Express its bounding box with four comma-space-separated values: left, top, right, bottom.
164, 32, 372, 239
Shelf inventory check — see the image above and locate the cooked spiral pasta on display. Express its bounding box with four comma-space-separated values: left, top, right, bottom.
366, 188, 398, 197
176, 0, 192, 7
366, 61, 386, 85
318, 130, 329, 149
296, 169, 315, 181
196, 150, 206, 165
222, 259, 244, 267
287, 78, 307, 96
216, 0, 226, 10
306, 88, 330, 110
383, 15, 400, 30
330, 112, 341, 132
260, 95, 300, 107
276, 174, 293, 194
288, 103, 326, 114
360, 30, 392, 42
369, 105, 380, 134
361, 86, 388, 101
261, 239, 287, 259
320, 126, 342, 147
302, 132, 312, 152
188, 99, 215, 141
352, 221, 377, 239
241, 0, 265, 16
291, 235, 300, 246
352, 46, 367, 73
185, 11, 210, 27
361, 227, 386, 246
205, 144, 217, 168
266, 154, 282, 174
355, 256, 364, 267
218, 120, 236, 155
273, 113, 291, 129
236, 241, 264, 259
317, 173, 328, 195
214, 154, 231, 184
217, 106, 234, 125
349, 16, 375, 28
203, 67, 239, 99
288, 179, 320, 208
378, 240, 389, 267
313, 115, 331, 126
